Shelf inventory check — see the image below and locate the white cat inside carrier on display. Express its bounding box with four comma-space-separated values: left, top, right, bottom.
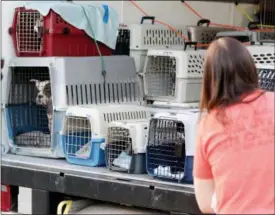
142, 49, 205, 104
128, 16, 188, 73
60, 104, 151, 167
146, 110, 199, 184
4, 56, 140, 158
105, 119, 149, 174
246, 45, 275, 66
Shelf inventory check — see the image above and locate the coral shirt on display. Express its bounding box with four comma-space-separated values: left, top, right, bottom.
193, 89, 275, 214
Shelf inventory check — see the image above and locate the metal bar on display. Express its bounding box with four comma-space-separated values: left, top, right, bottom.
1, 165, 201, 214
182, 0, 259, 3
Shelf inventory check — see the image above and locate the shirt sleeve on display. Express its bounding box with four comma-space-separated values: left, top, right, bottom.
193, 120, 213, 179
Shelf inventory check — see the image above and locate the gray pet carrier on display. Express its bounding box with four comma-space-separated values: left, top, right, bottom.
4, 56, 140, 157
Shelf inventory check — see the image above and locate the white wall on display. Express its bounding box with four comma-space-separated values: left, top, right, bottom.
75, 1, 257, 26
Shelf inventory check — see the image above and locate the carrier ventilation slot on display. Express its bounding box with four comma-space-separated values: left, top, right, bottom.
143, 29, 185, 46
103, 111, 148, 123
66, 81, 139, 105
252, 53, 275, 65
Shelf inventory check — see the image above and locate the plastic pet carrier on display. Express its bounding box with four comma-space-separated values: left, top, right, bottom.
61, 105, 150, 167
257, 64, 275, 92
187, 19, 235, 46
105, 120, 149, 174
216, 30, 275, 44
143, 49, 205, 104
146, 110, 199, 184
9, 7, 113, 57
129, 16, 188, 73
246, 45, 275, 66
4, 56, 139, 158
113, 25, 130, 56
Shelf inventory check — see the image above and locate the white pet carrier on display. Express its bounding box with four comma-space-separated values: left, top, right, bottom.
146, 110, 199, 183
187, 26, 233, 44
142, 49, 205, 104
246, 45, 275, 66
4, 56, 140, 158
105, 119, 149, 173
256, 64, 275, 92
216, 30, 275, 44
60, 104, 150, 167
128, 16, 188, 73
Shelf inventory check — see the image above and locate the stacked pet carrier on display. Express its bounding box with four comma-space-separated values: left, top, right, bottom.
128, 16, 188, 73
135, 18, 232, 183
5, 56, 140, 158
216, 22, 275, 45
61, 105, 150, 167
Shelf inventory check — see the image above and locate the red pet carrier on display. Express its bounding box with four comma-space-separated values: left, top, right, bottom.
9, 7, 113, 57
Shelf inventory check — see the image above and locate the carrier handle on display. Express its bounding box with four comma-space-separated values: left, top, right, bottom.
248, 22, 260, 30
184, 42, 198, 51
197, 19, 211, 27
8, 27, 14, 35
140, 16, 155, 24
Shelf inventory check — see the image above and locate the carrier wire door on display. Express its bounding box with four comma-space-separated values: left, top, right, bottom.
257, 64, 275, 92
4, 66, 64, 157
143, 49, 205, 105
129, 16, 188, 73
105, 120, 149, 174
146, 111, 199, 184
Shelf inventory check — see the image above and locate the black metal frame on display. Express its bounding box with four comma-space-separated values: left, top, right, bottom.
1, 164, 201, 214
182, 0, 259, 3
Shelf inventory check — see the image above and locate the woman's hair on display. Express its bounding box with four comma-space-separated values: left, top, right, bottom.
199, 37, 260, 121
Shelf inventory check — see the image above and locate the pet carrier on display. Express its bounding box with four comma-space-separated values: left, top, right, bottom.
4, 56, 139, 158
146, 110, 199, 184
246, 45, 275, 66
257, 64, 275, 92
61, 105, 150, 167
128, 16, 188, 73
216, 30, 275, 44
143, 49, 205, 104
105, 120, 149, 174
9, 7, 113, 57
187, 19, 236, 45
